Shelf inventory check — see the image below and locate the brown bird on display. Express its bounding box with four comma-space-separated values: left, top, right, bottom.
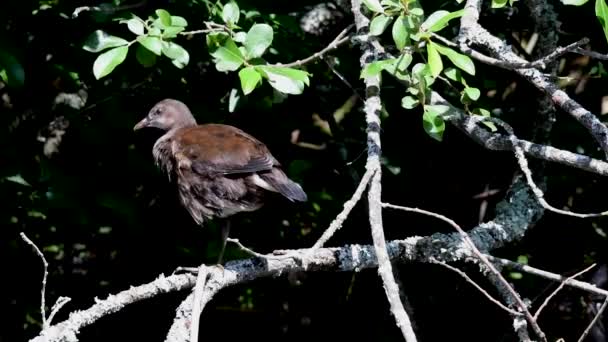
134, 98, 307, 262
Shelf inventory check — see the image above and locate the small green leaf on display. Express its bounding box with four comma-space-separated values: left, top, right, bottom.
222, 2, 240, 25
207, 34, 245, 71
472, 108, 497, 132
258, 66, 310, 95
360, 60, 390, 78
239, 66, 262, 94
597, 0, 608, 45
234, 31, 247, 43
127, 18, 145, 35
83, 30, 129, 53
156, 9, 172, 27
401, 95, 419, 109
421, 10, 464, 32
0, 51, 25, 88
163, 26, 185, 38
207, 33, 245, 71
5, 175, 31, 187
562, 0, 589, 4
464, 87, 480, 101
171, 16, 188, 27
93, 45, 128, 79
410, 7, 424, 16
491, 0, 509, 8
138, 36, 163, 55
136, 44, 156, 67
370, 14, 392, 36
162, 42, 189, 68
423, 106, 446, 141
427, 42, 443, 78
244, 24, 273, 59
362, 0, 385, 13
392, 15, 409, 51
444, 67, 464, 83
433, 43, 475, 75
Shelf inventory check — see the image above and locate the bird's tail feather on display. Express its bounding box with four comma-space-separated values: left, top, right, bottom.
259, 168, 308, 202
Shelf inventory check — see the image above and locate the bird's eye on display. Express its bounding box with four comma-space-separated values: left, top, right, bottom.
152, 108, 162, 116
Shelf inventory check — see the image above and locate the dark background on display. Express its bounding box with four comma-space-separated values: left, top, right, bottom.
2, 0, 608, 341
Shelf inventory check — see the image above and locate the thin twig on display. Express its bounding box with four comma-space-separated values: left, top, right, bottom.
472, 115, 608, 218
311, 167, 374, 249
430, 258, 522, 316
47, 297, 71, 326
534, 263, 596, 320
432, 34, 588, 70
486, 256, 608, 298
20, 232, 49, 329
573, 47, 608, 60
577, 296, 608, 342
277, 25, 354, 68
381, 203, 546, 342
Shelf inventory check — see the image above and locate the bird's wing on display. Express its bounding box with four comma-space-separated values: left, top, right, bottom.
172, 124, 278, 175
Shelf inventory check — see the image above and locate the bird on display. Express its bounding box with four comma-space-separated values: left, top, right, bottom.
133, 98, 307, 262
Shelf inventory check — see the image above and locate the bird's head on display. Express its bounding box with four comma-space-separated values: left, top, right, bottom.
134, 99, 197, 132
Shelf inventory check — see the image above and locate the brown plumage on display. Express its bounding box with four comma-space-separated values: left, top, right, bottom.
133, 98, 307, 229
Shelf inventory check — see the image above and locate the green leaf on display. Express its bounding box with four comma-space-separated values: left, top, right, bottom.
597, 0, 608, 45
491, 0, 509, 8
426, 42, 443, 78
421, 10, 464, 32
234, 31, 247, 43
156, 9, 172, 27
370, 14, 392, 36
362, 0, 385, 13
163, 26, 185, 39
360, 60, 390, 78
222, 2, 240, 25
93, 45, 128, 79
5, 174, 31, 187
138, 36, 163, 55
0, 51, 25, 88
258, 66, 310, 95
171, 16, 188, 27
464, 87, 480, 101
392, 15, 409, 51
562, 0, 589, 4
433, 43, 475, 75
127, 18, 145, 35
444, 67, 464, 83
244, 24, 273, 59
401, 95, 419, 109
136, 44, 156, 67
410, 7, 424, 16
207, 33, 246, 71
83, 30, 129, 53
238, 66, 262, 94
423, 105, 447, 141
162, 42, 189, 68
472, 108, 497, 132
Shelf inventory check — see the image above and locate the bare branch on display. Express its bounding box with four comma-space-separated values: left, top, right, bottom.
487, 256, 608, 298
20, 232, 49, 330
277, 25, 354, 68
430, 258, 522, 316
578, 296, 608, 342
382, 203, 546, 342
534, 263, 597, 320
458, 0, 608, 159
472, 115, 608, 218
429, 92, 608, 177
310, 167, 374, 249
573, 47, 608, 60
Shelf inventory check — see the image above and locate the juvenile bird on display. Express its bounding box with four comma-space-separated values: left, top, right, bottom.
134, 98, 307, 261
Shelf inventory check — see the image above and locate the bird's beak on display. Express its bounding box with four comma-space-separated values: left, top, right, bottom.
133, 117, 149, 131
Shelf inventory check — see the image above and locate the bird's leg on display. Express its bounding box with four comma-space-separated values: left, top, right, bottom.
217, 219, 231, 264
